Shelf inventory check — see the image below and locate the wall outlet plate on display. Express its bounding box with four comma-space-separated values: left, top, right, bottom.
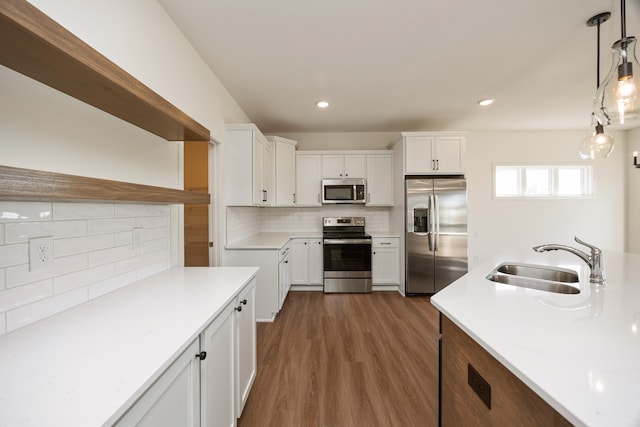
29, 236, 53, 272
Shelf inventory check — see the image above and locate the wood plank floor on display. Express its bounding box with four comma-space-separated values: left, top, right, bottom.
238, 291, 440, 427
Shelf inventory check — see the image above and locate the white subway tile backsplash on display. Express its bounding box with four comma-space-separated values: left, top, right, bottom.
53, 202, 114, 220
53, 264, 115, 295
88, 271, 137, 300
0, 279, 53, 313
88, 218, 136, 235
4, 220, 87, 243
0, 244, 28, 268
0, 201, 171, 336
54, 234, 115, 257
0, 202, 53, 223
115, 204, 155, 218
6, 287, 88, 332
5, 254, 88, 288
88, 245, 136, 267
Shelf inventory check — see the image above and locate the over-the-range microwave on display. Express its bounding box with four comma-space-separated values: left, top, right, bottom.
322, 178, 366, 204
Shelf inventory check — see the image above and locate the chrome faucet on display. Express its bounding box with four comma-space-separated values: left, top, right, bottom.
532, 237, 606, 286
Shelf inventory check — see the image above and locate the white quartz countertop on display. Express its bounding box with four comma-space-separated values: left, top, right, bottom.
431, 250, 640, 427
0, 266, 258, 427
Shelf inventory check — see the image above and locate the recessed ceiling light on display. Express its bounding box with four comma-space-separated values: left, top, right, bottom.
316, 101, 329, 108
478, 98, 494, 106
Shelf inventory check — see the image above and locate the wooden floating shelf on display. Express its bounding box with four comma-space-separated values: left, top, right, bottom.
0, 165, 210, 205
0, 0, 210, 142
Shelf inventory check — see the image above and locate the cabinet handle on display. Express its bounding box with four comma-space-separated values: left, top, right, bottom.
304, 242, 307, 245
293, 193, 296, 204
373, 251, 376, 255
380, 242, 391, 245
196, 351, 207, 360
241, 299, 247, 305
235, 305, 243, 312
285, 260, 288, 263
436, 159, 439, 170
432, 159, 436, 170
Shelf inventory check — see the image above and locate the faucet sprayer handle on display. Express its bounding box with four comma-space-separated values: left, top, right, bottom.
574, 236, 602, 254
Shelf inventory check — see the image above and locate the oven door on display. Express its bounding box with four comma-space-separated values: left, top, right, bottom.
323, 239, 372, 273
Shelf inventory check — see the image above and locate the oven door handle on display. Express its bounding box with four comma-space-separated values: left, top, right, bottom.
323, 239, 372, 245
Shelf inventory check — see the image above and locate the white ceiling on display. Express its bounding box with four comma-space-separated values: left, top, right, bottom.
159, 0, 640, 133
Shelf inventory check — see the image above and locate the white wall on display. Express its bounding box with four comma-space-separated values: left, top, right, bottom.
0, 1, 251, 332
275, 132, 397, 151
627, 128, 640, 253
466, 130, 627, 267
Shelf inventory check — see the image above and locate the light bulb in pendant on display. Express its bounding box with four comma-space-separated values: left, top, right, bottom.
579, 116, 615, 160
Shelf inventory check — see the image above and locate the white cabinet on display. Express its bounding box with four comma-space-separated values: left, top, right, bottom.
403, 134, 465, 175
269, 136, 297, 206
225, 249, 279, 321
322, 154, 365, 178
295, 154, 322, 206
277, 245, 292, 310
200, 302, 235, 427
114, 340, 201, 427
226, 124, 274, 206
365, 153, 393, 206
291, 238, 323, 286
372, 237, 400, 285
234, 279, 256, 419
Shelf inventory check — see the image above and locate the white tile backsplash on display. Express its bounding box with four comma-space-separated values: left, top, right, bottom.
226, 205, 390, 243
0, 201, 171, 336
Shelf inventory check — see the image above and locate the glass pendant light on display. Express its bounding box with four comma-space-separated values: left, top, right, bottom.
594, 0, 640, 126
581, 12, 615, 159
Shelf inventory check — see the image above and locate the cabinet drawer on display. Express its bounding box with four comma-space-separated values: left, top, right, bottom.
372, 237, 399, 248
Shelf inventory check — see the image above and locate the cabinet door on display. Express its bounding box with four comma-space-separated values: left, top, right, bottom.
235, 279, 256, 418
252, 135, 265, 205
225, 128, 254, 206
290, 239, 309, 285
114, 340, 200, 427
262, 136, 274, 205
201, 303, 235, 427
372, 247, 400, 285
295, 155, 322, 206
434, 136, 465, 174
405, 136, 435, 174
308, 238, 323, 285
366, 154, 393, 206
275, 140, 296, 206
344, 154, 365, 178
321, 154, 344, 178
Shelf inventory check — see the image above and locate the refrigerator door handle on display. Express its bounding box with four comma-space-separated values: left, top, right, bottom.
433, 194, 440, 251
428, 195, 434, 251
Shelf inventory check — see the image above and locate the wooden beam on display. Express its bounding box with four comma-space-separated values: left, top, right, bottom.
0, 0, 210, 142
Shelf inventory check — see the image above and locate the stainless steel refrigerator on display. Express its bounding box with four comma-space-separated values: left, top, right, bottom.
405, 177, 468, 294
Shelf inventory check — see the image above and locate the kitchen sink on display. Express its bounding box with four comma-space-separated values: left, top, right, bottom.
486, 262, 580, 294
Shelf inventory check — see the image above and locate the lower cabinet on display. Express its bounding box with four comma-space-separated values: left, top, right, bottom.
440, 315, 571, 426
116, 278, 257, 427
114, 340, 201, 427
277, 245, 292, 310
372, 237, 400, 286
290, 238, 323, 286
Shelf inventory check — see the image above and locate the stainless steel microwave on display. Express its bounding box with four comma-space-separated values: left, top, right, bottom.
322, 178, 366, 204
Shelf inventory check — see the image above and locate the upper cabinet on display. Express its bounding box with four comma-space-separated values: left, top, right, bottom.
0, 0, 209, 143
226, 124, 274, 206
365, 153, 393, 206
268, 136, 298, 207
399, 133, 467, 175
322, 154, 365, 178
295, 154, 323, 206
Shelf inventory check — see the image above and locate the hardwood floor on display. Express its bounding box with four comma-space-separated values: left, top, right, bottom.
238, 291, 440, 427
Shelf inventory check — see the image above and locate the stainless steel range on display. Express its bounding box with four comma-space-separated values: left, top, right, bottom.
322, 217, 372, 293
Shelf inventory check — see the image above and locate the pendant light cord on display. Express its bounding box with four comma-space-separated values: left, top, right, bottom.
621, 0, 626, 39
597, 19, 601, 87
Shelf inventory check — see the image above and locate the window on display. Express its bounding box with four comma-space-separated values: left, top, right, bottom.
494, 165, 592, 198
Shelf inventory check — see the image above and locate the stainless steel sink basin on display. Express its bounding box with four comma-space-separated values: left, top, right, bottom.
486, 262, 580, 294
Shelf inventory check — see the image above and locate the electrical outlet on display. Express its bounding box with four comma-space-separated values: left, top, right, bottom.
29, 236, 53, 272
133, 227, 144, 250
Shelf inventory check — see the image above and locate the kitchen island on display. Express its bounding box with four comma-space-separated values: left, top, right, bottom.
0, 266, 258, 427
431, 249, 640, 426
